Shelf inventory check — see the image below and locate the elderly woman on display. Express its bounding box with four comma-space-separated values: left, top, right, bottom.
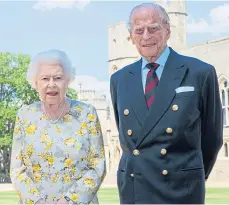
10, 49, 106, 205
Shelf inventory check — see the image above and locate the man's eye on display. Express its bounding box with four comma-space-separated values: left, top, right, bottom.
148, 25, 160, 33
135, 28, 144, 34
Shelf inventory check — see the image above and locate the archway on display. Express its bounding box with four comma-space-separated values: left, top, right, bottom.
218, 75, 229, 127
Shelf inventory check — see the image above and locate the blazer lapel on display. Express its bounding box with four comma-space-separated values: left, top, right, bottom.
125, 59, 148, 126
135, 48, 188, 147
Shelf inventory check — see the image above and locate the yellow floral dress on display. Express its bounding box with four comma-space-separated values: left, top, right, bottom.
10, 100, 106, 204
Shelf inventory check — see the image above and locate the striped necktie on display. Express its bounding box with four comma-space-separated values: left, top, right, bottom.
145, 63, 159, 108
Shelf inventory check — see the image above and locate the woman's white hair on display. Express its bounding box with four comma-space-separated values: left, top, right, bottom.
27, 49, 76, 88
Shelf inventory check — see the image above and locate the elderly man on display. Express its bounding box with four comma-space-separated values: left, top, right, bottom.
110, 3, 223, 204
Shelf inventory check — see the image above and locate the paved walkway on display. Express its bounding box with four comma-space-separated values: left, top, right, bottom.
0, 183, 117, 192
0, 184, 14, 191
1, 182, 229, 192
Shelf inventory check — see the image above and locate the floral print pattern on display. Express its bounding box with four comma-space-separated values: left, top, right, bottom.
10, 100, 106, 204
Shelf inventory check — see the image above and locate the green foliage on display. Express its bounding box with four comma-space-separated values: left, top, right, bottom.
0, 52, 37, 148
0, 52, 37, 182
66, 87, 78, 100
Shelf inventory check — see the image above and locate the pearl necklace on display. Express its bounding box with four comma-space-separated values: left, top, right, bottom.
42, 99, 67, 124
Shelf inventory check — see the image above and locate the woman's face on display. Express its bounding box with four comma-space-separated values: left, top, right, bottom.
35, 63, 69, 105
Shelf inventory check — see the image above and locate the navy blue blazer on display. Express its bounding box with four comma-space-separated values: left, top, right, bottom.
110, 48, 223, 204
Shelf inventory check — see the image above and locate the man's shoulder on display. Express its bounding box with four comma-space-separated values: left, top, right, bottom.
176, 51, 215, 74
110, 59, 140, 81
183, 55, 212, 68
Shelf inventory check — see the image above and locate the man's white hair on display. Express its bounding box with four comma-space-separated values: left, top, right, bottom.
27, 49, 76, 88
128, 3, 170, 29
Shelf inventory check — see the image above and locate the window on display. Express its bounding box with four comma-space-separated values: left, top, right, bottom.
112, 65, 118, 73
219, 76, 229, 127
223, 108, 227, 126
222, 90, 225, 106
224, 143, 228, 157
115, 147, 120, 164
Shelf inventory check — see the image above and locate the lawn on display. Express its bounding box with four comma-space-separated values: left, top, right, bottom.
0, 188, 228, 204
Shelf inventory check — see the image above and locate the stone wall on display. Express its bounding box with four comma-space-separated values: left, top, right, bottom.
206, 158, 229, 187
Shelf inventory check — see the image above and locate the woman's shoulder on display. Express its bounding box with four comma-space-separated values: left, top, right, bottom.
17, 101, 41, 116
70, 99, 95, 110
70, 99, 97, 117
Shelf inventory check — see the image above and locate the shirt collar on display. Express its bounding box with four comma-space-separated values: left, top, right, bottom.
141, 46, 170, 69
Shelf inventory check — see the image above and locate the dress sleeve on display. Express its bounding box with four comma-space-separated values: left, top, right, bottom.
64, 105, 107, 204
10, 107, 45, 204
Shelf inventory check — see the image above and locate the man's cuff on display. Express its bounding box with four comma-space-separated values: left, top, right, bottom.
64, 196, 74, 204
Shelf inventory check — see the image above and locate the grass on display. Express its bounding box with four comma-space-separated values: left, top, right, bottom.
205, 188, 229, 204
0, 188, 228, 204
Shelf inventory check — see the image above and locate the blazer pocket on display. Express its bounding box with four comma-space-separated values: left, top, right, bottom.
179, 167, 203, 172
178, 167, 204, 179
175, 91, 195, 98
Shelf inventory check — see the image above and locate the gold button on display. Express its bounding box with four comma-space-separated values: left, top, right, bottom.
161, 149, 167, 155
130, 173, 134, 177
162, 170, 168, 176
172, 104, 178, 111
127, 129, 132, 136
133, 149, 140, 156
124, 109, 129, 116
166, 127, 173, 134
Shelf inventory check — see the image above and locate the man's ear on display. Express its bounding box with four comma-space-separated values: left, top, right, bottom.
166, 24, 171, 37
167, 28, 171, 35
129, 30, 135, 45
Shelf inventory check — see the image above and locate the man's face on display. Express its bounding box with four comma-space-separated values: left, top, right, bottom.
130, 6, 170, 61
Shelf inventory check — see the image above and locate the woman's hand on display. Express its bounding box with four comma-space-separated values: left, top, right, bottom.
57, 198, 69, 204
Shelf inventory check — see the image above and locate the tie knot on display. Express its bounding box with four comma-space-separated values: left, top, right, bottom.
146, 63, 160, 71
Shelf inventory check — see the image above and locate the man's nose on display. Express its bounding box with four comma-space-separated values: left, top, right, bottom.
142, 28, 151, 40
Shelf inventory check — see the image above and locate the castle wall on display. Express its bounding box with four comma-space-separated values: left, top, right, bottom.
108, 22, 139, 62
167, 0, 187, 50
206, 158, 229, 187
